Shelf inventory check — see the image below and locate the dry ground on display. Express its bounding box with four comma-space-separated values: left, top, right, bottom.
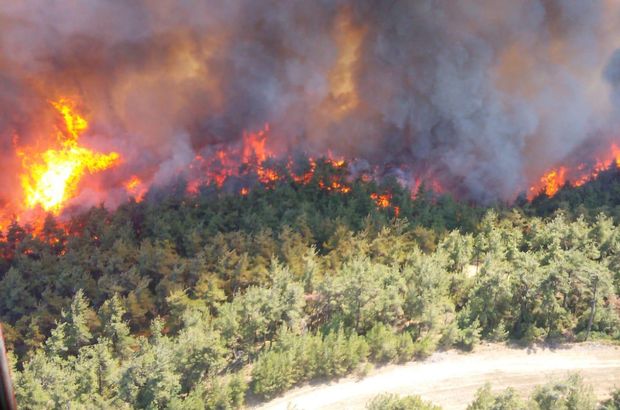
252, 342, 620, 410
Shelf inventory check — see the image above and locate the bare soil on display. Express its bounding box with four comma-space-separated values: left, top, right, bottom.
251, 342, 620, 410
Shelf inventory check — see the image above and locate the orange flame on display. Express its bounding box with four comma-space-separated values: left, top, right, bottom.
18, 99, 120, 213
530, 143, 620, 199
371, 192, 391, 207
541, 167, 567, 197
370, 192, 399, 216
176, 125, 397, 218
289, 158, 317, 184
326, 150, 346, 168
123, 175, 147, 202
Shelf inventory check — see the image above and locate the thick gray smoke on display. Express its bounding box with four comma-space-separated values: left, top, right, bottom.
1, 0, 620, 204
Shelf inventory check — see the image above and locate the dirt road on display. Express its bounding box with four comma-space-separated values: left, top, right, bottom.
252, 343, 620, 410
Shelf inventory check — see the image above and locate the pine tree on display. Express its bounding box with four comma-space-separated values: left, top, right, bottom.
62, 289, 94, 354
99, 294, 134, 358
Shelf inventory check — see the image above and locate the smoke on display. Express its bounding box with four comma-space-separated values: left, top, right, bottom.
1, 0, 620, 204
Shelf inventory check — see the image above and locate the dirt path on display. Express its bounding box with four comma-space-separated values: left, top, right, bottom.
252, 343, 620, 410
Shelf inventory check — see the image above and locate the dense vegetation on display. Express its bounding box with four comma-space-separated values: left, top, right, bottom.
0, 162, 619, 408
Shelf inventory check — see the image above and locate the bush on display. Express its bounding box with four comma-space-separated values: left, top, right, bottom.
251, 349, 295, 398
366, 393, 441, 410
252, 328, 369, 398
169, 374, 247, 410
366, 324, 399, 363
458, 320, 481, 351
396, 332, 416, 362
521, 324, 545, 345
320, 328, 369, 377
366, 324, 416, 363
467, 384, 526, 410
600, 388, 620, 410
208, 373, 247, 409
413, 334, 437, 359
531, 374, 596, 410
438, 321, 460, 349
168, 384, 206, 410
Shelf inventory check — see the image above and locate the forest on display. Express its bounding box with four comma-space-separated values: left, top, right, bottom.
1, 160, 620, 409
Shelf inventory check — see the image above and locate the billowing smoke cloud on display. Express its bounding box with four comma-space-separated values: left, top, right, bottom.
1, 0, 620, 204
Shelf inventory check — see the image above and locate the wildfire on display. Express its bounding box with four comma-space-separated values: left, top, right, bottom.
3, 106, 405, 230
370, 192, 399, 217
181, 124, 405, 217
318, 180, 352, 193
188, 125, 277, 191
11, 94, 620, 238
326, 150, 346, 168
18, 99, 120, 213
289, 158, 317, 184
540, 167, 567, 197
530, 143, 620, 199
51, 99, 88, 141
242, 125, 270, 164
124, 175, 147, 202
371, 192, 391, 207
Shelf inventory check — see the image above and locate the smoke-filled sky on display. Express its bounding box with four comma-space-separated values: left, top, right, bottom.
1, 0, 620, 203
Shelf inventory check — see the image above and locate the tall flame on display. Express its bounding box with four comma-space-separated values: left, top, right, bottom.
19, 99, 120, 213
540, 167, 567, 197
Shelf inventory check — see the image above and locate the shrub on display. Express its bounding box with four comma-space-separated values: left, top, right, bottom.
366, 393, 441, 410
600, 388, 620, 410
531, 374, 596, 410
366, 324, 399, 363
467, 384, 526, 410
252, 328, 369, 398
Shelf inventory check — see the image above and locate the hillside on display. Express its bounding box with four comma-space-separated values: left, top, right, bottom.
0, 168, 619, 408
527, 165, 620, 220
5, 3, 620, 409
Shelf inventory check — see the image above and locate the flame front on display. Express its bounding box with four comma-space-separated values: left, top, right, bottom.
19, 99, 120, 213
17, 96, 610, 228
183, 125, 401, 215
529, 144, 620, 199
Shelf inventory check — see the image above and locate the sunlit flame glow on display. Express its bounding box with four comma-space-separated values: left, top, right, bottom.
529, 144, 620, 199
371, 192, 390, 207
19, 99, 120, 213
182, 124, 403, 217
370, 192, 400, 217
289, 158, 317, 184
124, 175, 147, 202
318, 179, 351, 193
328, 7, 365, 116
541, 167, 566, 197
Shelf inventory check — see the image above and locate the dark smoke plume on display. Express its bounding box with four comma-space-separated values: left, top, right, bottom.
1, 0, 620, 204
